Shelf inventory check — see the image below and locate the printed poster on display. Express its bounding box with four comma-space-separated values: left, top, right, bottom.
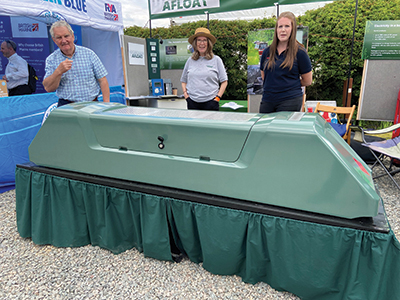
159, 38, 192, 70
362, 20, 400, 60
129, 43, 145, 66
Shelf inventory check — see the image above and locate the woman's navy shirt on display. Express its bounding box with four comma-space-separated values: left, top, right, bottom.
259, 46, 312, 102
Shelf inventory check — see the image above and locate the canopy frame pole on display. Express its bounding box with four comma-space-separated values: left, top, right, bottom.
345, 0, 359, 107
275, 3, 279, 17
149, 19, 152, 38
147, 0, 152, 38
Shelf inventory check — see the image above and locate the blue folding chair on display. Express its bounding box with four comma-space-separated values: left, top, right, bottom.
352, 123, 400, 190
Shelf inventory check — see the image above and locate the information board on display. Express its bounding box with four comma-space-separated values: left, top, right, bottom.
362, 20, 400, 60
358, 20, 400, 121
159, 38, 191, 70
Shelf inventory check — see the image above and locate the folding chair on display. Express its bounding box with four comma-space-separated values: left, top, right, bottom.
314, 103, 356, 145
352, 124, 400, 190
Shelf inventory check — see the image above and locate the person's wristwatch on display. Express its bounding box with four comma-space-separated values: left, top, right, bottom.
214, 95, 221, 102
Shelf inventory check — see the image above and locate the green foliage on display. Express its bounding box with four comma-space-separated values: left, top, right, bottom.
247, 30, 274, 65
358, 120, 394, 130
124, 0, 400, 101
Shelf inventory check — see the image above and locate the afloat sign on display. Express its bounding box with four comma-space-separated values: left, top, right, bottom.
148, 0, 280, 19
128, 43, 145, 66
150, 0, 220, 15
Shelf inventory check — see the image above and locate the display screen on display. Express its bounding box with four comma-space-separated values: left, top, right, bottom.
165, 46, 177, 55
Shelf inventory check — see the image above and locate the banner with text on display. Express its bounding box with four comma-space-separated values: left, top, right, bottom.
0, 16, 50, 94
0, 0, 123, 32
362, 20, 400, 60
148, 0, 332, 20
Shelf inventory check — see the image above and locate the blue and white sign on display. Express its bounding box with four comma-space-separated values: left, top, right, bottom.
10, 16, 48, 38
0, 16, 50, 93
0, 0, 123, 32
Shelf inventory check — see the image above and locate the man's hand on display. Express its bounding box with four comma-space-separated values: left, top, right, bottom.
57, 58, 73, 75
43, 58, 72, 93
2, 75, 8, 81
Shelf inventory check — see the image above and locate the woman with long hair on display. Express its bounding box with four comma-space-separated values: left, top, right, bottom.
259, 11, 312, 113
181, 28, 228, 111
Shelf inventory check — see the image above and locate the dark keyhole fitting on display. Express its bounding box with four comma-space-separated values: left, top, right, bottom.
158, 136, 165, 149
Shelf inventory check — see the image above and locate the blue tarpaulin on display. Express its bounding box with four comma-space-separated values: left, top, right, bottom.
0, 87, 127, 193
0, 93, 58, 193
98, 85, 127, 104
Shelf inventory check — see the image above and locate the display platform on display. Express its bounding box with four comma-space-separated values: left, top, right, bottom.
29, 102, 380, 219
15, 163, 400, 300
20, 102, 400, 299
15, 163, 390, 233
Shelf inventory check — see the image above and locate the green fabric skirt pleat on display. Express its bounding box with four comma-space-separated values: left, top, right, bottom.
15, 167, 400, 300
